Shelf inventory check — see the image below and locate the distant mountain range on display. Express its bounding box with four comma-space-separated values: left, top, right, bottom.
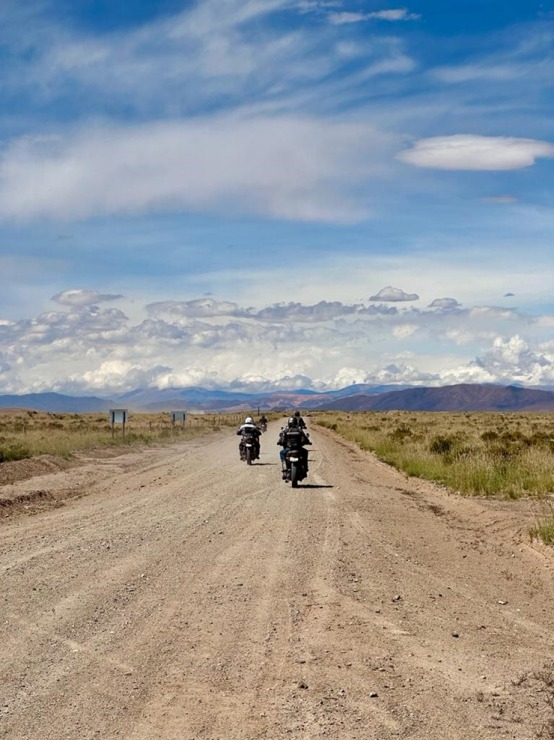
1, 384, 554, 413
0, 392, 114, 413
320, 383, 554, 412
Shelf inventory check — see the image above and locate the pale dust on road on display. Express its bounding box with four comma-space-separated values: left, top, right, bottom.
1, 421, 553, 739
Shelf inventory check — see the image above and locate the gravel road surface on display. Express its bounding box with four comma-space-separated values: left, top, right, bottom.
1, 421, 553, 739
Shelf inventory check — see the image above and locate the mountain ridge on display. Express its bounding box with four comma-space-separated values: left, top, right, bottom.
1, 383, 554, 413
317, 384, 554, 412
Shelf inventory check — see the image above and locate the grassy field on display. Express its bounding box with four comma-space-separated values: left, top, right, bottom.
0, 409, 258, 462
315, 410, 554, 544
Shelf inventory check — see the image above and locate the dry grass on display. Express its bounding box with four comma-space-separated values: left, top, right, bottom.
529, 502, 554, 546
315, 410, 554, 545
513, 662, 554, 738
315, 410, 554, 499
0, 409, 251, 462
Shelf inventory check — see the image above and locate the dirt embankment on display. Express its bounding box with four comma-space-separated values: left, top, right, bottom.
1, 422, 553, 739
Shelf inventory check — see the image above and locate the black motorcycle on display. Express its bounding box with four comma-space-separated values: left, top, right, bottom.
283, 447, 308, 487
240, 433, 259, 465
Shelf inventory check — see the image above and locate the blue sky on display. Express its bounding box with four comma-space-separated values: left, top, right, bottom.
0, 0, 553, 395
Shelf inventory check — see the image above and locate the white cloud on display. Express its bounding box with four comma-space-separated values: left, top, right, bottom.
78, 360, 171, 392
433, 63, 523, 84
0, 0, 416, 122
329, 9, 420, 25
392, 323, 419, 338
431, 31, 554, 88
0, 117, 394, 223
52, 289, 124, 307
326, 366, 370, 388
297, 1, 341, 11
428, 298, 461, 310
1, 289, 553, 395
397, 135, 554, 171
371, 9, 420, 21
459, 335, 554, 386
328, 12, 369, 25
146, 299, 243, 319
369, 286, 419, 302
252, 301, 396, 322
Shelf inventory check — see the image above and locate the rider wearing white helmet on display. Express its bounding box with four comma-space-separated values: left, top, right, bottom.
236, 416, 262, 460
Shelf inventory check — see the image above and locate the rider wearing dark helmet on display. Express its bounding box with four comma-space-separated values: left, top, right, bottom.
293, 410, 307, 429
277, 416, 311, 479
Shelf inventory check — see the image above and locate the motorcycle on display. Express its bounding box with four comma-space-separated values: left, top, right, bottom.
259, 421, 267, 433
240, 433, 260, 465
283, 446, 308, 487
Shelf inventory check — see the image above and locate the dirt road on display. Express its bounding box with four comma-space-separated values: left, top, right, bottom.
1, 421, 553, 739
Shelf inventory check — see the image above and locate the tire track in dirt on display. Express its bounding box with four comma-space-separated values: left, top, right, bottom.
1, 421, 553, 739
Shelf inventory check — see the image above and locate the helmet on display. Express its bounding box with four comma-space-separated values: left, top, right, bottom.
245, 417, 253, 424
294, 411, 301, 417
287, 417, 297, 428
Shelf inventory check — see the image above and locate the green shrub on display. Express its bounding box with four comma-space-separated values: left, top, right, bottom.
429, 435, 454, 455
389, 423, 412, 441
0, 443, 32, 462
530, 509, 554, 545
481, 430, 499, 442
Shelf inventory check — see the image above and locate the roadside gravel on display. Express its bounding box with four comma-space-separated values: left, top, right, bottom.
1, 421, 553, 739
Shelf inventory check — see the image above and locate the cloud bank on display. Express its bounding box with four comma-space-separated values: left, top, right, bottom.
1, 290, 552, 395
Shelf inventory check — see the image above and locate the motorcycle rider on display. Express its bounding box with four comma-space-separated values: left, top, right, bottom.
293, 410, 307, 429
236, 416, 261, 460
259, 414, 268, 431
277, 417, 311, 479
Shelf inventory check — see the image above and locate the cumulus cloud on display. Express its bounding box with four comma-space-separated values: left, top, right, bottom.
52, 289, 124, 307
75, 361, 172, 392
146, 299, 243, 319
460, 335, 554, 386
392, 323, 419, 338
329, 9, 420, 24
0, 291, 552, 395
146, 299, 401, 323
369, 286, 419, 302
0, 117, 394, 223
397, 135, 554, 171
428, 298, 461, 310
252, 300, 398, 322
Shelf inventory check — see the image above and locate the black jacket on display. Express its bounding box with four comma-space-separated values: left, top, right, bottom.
278, 427, 311, 449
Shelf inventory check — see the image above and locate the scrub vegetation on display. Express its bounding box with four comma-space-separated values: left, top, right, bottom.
316, 410, 554, 499
315, 411, 554, 545
0, 410, 248, 462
